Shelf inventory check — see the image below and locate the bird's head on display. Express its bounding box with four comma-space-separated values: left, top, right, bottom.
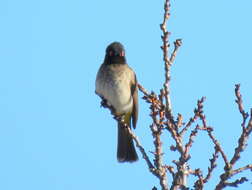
106, 42, 125, 58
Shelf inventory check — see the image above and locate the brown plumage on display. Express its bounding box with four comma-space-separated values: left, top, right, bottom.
95, 42, 138, 162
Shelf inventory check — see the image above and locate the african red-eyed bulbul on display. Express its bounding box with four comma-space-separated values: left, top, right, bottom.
95, 42, 138, 162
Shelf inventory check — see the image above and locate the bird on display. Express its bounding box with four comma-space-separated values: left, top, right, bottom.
95, 42, 138, 162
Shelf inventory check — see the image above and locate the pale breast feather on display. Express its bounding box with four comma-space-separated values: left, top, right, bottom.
95, 64, 134, 114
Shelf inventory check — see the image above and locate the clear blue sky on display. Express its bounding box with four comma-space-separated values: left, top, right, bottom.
0, 0, 252, 189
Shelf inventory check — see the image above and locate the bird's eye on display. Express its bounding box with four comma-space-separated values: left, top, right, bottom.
120, 51, 125, 57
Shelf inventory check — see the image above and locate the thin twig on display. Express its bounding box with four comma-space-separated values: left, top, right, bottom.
214, 85, 252, 190
161, 0, 180, 127
231, 164, 252, 177
203, 148, 219, 183
230, 84, 251, 165
180, 103, 200, 136
195, 97, 230, 168
235, 84, 249, 130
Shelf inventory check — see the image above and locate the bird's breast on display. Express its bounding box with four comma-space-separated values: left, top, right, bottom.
95, 65, 134, 115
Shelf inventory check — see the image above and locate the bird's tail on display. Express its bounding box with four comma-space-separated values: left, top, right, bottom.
117, 113, 138, 162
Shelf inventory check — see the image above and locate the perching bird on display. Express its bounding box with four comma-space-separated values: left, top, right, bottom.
95, 42, 138, 162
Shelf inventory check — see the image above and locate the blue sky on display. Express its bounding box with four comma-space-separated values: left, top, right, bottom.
0, 0, 252, 189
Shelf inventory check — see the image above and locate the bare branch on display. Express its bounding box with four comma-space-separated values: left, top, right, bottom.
195, 97, 230, 169
213, 85, 252, 189
138, 83, 152, 98
170, 39, 182, 63
184, 125, 199, 159
205, 127, 230, 170
231, 164, 252, 177
218, 177, 248, 189
203, 148, 219, 183
148, 91, 168, 189
235, 84, 249, 130
161, 0, 181, 128
230, 84, 252, 166
180, 109, 199, 136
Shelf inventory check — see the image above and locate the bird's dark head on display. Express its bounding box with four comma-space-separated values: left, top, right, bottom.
104, 42, 126, 64
106, 42, 125, 57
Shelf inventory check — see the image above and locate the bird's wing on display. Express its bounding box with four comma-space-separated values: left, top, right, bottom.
131, 73, 138, 129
